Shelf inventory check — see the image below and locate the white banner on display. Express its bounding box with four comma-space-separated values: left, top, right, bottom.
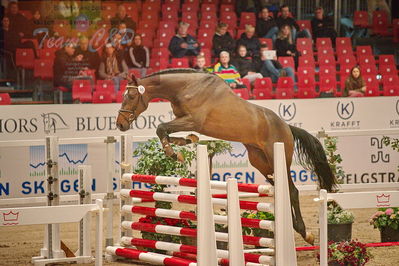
0, 97, 398, 199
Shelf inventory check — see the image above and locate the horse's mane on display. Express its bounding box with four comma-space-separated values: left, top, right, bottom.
142, 68, 210, 79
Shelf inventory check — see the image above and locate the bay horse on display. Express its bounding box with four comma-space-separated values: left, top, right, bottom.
116, 68, 337, 244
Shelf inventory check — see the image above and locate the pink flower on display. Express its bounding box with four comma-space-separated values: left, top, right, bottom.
385, 208, 394, 216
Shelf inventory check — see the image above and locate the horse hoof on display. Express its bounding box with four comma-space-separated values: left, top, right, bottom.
176, 152, 184, 162
305, 232, 315, 245
186, 134, 199, 143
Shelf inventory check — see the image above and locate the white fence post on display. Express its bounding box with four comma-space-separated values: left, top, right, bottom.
104, 136, 116, 247
318, 189, 328, 266
78, 165, 92, 257
120, 134, 133, 240
196, 144, 218, 265
227, 177, 245, 265
274, 142, 298, 266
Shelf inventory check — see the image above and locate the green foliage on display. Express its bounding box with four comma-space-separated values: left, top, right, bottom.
198, 140, 233, 157
327, 201, 354, 224
382, 136, 399, 172
324, 137, 345, 183
241, 211, 275, 237
369, 207, 399, 231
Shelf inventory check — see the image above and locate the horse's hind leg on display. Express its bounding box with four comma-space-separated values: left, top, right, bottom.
168, 134, 200, 146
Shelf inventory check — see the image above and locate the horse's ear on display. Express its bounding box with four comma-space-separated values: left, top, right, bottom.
127, 72, 139, 86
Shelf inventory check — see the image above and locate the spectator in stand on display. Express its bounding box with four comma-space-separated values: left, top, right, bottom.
232, 45, 262, 84
128, 34, 150, 77
98, 42, 129, 93
368, 0, 391, 23
237, 24, 261, 57
276, 5, 311, 41
256, 7, 279, 43
169, 22, 200, 58
193, 54, 211, 72
6, 1, 28, 38
53, 42, 84, 91
275, 24, 299, 68
75, 36, 101, 71
344, 66, 366, 97
212, 22, 235, 57
256, 43, 295, 83
28, 9, 47, 42
110, 4, 136, 32
311, 7, 337, 43
236, 0, 262, 14
214, 51, 245, 89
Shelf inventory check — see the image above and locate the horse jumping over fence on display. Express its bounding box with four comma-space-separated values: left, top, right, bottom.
116, 68, 338, 244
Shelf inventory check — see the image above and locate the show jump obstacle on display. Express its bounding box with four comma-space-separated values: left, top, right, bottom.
0, 136, 103, 266
316, 188, 399, 266
106, 139, 297, 266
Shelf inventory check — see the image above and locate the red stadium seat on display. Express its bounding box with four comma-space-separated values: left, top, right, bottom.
319, 66, 337, 78
0, 93, 11, 105
336, 47, 354, 58
356, 45, 373, 56
163, 10, 179, 22
254, 78, 273, 90
316, 38, 333, 49
170, 58, 190, 68
182, 11, 198, 23
240, 78, 251, 91
358, 55, 376, 65
151, 48, 170, 60
296, 38, 313, 57
319, 75, 338, 96
240, 12, 256, 28
152, 38, 169, 49
278, 57, 296, 70
297, 67, 315, 77
201, 11, 218, 22
220, 4, 234, 13
382, 75, 399, 96
378, 55, 396, 66
317, 47, 334, 57
142, 1, 161, 13
379, 65, 398, 76
338, 55, 357, 69
296, 20, 312, 34
253, 88, 273, 99
201, 4, 217, 13
150, 58, 169, 70
353, 11, 369, 28
220, 12, 237, 30
296, 86, 317, 98
361, 65, 378, 76
298, 56, 315, 68
233, 88, 250, 100
277, 77, 294, 89
363, 75, 380, 96
72, 80, 92, 103
336, 37, 352, 49
96, 80, 115, 94
16, 48, 35, 69
372, 10, 391, 36
259, 38, 273, 49
318, 55, 336, 67
92, 91, 113, 103
138, 19, 158, 31
182, 3, 199, 13
157, 28, 175, 42
297, 76, 316, 92
198, 36, 213, 49
33, 59, 53, 79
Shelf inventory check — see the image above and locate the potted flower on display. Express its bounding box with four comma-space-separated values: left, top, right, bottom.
318, 240, 372, 266
327, 201, 355, 242
369, 207, 399, 242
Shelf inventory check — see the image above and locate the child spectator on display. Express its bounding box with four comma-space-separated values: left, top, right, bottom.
275, 24, 299, 68
169, 22, 200, 58
212, 22, 235, 57
311, 7, 337, 43
256, 7, 278, 42
256, 43, 295, 83
237, 24, 261, 57
110, 4, 136, 32
232, 45, 262, 84
128, 34, 150, 77
276, 5, 311, 41
344, 66, 366, 97
193, 54, 211, 72
214, 51, 244, 89
98, 43, 129, 93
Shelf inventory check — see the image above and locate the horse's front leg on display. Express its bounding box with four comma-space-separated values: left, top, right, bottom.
156, 116, 197, 161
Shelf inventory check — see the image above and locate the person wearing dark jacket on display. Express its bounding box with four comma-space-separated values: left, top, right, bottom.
256, 7, 278, 42
169, 22, 200, 58
275, 24, 300, 68
236, 25, 261, 57
110, 4, 136, 32
232, 45, 262, 84
275, 5, 311, 41
75, 36, 101, 71
128, 34, 150, 77
311, 7, 337, 43
6, 1, 28, 38
212, 22, 235, 57
53, 42, 84, 89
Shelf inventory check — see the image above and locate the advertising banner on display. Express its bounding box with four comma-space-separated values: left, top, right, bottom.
0, 97, 398, 199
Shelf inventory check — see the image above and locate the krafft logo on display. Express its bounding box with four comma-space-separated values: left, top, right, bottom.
336, 101, 354, 120
388, 99, 399, 128
42, 113, 69, 134
330, 100, 360, 130
278, 103, 296, 121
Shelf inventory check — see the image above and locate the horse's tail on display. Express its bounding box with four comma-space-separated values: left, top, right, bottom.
289, 125, 338, 192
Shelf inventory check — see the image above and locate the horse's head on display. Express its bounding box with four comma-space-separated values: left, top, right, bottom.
116, 73, 149, 131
